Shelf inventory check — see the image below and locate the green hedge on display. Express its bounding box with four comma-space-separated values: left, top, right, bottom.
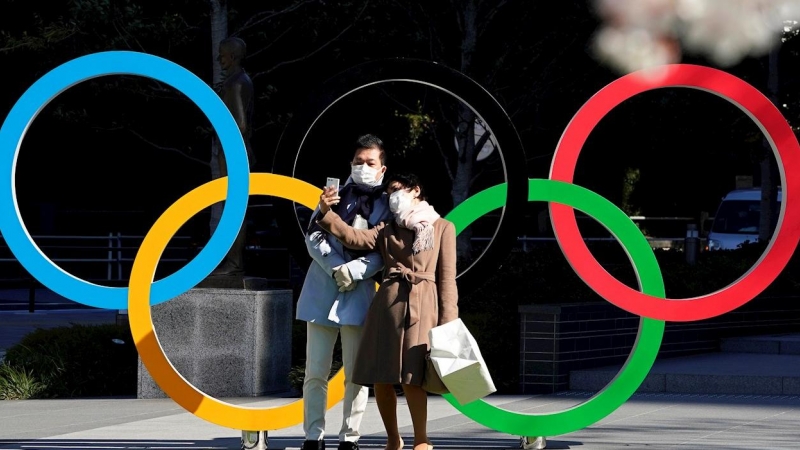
0, 362, 46, 400
4, 323, 138, 398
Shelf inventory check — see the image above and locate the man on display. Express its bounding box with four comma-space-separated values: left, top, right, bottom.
209, 36, 255, 277
297, 134, 392, 450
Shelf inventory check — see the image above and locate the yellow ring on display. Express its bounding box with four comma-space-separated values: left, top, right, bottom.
129, 173, 353, 430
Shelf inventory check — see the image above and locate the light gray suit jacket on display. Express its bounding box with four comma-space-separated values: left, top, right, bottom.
295, 177, 392, 327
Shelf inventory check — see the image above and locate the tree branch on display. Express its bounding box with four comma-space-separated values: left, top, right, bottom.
377, 86, 420, 113
507, 91, 536, 120
438, 102, 459, 134
112, 17, 146, 52
477, 0, 509, 37
251, 0, 370, 81
431, 123, 455, 182
390, 0, 443, 58
427, 5, 447, 62
255, 118, 280, 132
527, 152, 556, 163
247, 26, 294, 60
474, 126, 492, 152
232, 0, 313, 37
484, 40, 513, 87
502, 28, 591, 119
0, 40, 34, 53
111, 29, 133, 51
390, 0, 427, 34
128, 130, 210, 167
469, 166, 486, 187
450, 0, 464, 34
536, 32, 584, 87
98, 76, 195, 104
0, 26, 79, 53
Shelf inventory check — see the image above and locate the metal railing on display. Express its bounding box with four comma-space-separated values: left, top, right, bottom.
0, 233, 193, 312
470, 235, 707, 252
465, 214, 708, 253
0, 215, 707, 312
0, 233, 193, 281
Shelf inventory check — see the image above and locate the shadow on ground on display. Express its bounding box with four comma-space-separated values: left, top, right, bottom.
0, 436, 583, 449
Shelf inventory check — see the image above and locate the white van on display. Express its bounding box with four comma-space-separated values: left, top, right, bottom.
707, 188, 782, 250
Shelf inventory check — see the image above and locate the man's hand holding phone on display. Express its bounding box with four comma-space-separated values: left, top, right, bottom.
318, 177, 341, 215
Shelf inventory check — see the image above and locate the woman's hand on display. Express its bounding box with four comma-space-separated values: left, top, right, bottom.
318, 185, 340, 215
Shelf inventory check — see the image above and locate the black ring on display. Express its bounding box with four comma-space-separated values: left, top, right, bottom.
272, 57, 528, 293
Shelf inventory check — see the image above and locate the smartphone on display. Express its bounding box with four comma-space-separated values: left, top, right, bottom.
326, 177, 340, 191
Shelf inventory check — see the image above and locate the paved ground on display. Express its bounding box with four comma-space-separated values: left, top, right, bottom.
0, 392, 799, 449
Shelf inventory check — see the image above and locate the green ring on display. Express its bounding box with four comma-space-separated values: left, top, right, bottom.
442, 178, 666, 437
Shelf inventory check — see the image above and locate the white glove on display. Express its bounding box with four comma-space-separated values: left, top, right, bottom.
332, 265, 356, 292
339, 282, 357, 292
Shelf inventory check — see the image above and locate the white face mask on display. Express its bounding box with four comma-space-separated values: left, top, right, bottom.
389, 190, 414, 215
351, 164, 382, 186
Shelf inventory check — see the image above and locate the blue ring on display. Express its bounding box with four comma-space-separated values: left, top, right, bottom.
0, 51, 249, 309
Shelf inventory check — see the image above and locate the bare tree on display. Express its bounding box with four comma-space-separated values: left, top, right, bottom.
390, 0, 595, 261
206, 0, 368, 234
425, 0, 511, 261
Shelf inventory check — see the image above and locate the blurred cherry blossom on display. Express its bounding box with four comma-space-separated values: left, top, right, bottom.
593, 0, 800, 73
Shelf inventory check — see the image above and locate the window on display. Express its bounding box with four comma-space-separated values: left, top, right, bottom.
711, 200, 765, 234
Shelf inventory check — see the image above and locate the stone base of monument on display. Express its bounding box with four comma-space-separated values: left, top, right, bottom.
136, 278, 292, 399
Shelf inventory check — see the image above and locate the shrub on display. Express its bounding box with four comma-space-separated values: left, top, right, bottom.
4, 323, 138, 398
0, 362, 46, 400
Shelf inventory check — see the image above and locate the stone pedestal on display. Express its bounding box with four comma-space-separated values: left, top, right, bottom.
137, 280, 292, 399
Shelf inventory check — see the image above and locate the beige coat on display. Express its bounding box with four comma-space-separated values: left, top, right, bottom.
317, 209, 459, 386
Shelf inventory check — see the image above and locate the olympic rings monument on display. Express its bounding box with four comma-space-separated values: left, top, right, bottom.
1, 51, 799, 447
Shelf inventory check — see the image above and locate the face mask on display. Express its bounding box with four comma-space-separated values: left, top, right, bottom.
351, 164, 382, 186
389, 190, 414, 214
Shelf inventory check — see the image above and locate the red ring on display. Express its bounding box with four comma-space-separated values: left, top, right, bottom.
549, 64, 800, 322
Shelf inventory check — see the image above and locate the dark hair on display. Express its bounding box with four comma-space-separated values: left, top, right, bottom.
386, 172, 427, 201
220, 37, 247, 61
353, 134, 386, 166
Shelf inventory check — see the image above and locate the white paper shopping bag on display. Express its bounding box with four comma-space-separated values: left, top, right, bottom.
428, 318, 496, 405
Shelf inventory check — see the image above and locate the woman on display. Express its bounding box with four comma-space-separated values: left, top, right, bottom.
315, 172, 458, 450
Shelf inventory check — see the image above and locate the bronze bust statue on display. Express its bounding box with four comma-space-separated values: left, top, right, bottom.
208, 36, 255, 280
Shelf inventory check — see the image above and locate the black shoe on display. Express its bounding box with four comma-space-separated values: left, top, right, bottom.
302, 440, 325, 450
337, 442, 359, 450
